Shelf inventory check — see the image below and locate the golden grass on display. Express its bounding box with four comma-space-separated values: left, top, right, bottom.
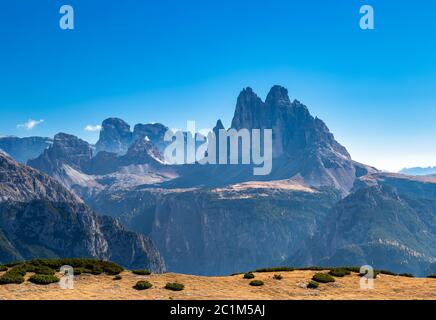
0, 270, 435, 300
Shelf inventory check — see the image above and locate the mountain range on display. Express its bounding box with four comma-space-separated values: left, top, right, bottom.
1, 85, 435, 276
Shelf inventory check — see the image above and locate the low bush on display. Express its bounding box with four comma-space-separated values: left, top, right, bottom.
328, 268, 351, 277
253, 267, 294, 273
73, 267, 87, 275
134, 280, 152, 290
273, 274, 283, 280
165, 282, 185, 291
312, 273, 335, 283
398, 273, 414, 278
90, 266, 103, 275
113, 275, 122, 280
307, 281, 319, 289
0, 271, 24, 285
359, 270, 379, 279
29, 274, 60, 285
132, 269, 151, 276
28, 265, 55, 275
377, 269, 397, 276
427, 274, 436, 279
0, 265, 8, 272
27, 259, 123, 275
243, 273, 255, 279
249, 280, 264, 287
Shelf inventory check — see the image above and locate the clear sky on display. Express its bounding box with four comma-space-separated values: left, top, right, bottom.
0, 0, 435, 172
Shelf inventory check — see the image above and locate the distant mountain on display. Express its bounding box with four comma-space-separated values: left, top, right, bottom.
0, 136, 52, 164
28, 131, 176, 196
95, 118, 133, 155
400, 166, 436, 176
0, 152, 165, 271
289, 173, 436, 276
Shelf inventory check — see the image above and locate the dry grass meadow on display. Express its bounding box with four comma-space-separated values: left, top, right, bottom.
0, 269, 435, 300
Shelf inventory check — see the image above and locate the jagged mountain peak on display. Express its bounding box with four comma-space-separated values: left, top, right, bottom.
265, 85, 291, 105
96, 118, 133, 155
214, 119, 225, 131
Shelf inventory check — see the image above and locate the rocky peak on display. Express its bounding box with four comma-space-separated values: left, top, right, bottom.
213, 119, 225, 133
51, 133, 93, 168
132, 123, 169, 153
228, 85, 355, 193
231, 87, 265, 130
95, 118, 133, 155
28, 133, 92, 173
265, 85, 291, 106
124, 137, 164, 164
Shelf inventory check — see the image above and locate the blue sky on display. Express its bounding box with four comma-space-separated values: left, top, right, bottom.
0, 0, 435, 171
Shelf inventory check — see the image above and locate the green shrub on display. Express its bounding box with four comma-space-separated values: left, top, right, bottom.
132, 269, 151, 276
312, 273, 335, 283
31, 265, 55, 275
359, 270, 379, 278
101, 262, 123, 275
398, 273, 414, 278
26, 259, 123, 275
0, 272, 24, 284
427, 274, 436, 279
113, 275, 122, 280
134, 280, 152, 290
328, 268, 351, 277
307, 281, 319, 289
273, 274, 283, 280
253, 267, 294, 273
296, 266, 326, 271
29, 274, 60, 285
377, 269, 397, 276
165, 282, 185, 291
0, 265, 8, 272
243, 272, 255, 279
90, 266, 103, 275
10, 264, 29, 276
342, 266, 361, 273
249, 280, 264, 287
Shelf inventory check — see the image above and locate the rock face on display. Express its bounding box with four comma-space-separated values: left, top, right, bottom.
28, 133, 93, 172
27, 133, 94, 189
0, 152, 165, 271
87, 183, 342, 275
0, 136, 52, 164
230, 86, 356, 193
95, 118, 133, 155
133, 123, 169, 154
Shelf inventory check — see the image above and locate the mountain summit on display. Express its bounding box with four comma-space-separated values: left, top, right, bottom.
229, 86, 357, 193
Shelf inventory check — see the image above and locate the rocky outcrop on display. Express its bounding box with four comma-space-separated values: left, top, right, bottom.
95, 118, 133, 155
0, 152, 165, 271
230, 86, 356, 193
133, 123, 169, 154
28, 133, 93, 173
0, 136, 52, 164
